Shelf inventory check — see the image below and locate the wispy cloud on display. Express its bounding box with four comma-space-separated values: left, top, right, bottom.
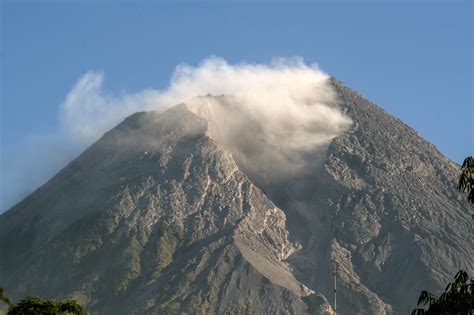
1, 56, 351, 211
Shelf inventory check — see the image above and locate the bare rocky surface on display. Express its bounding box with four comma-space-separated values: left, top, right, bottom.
0, 104, 332, 314
0, 79, 472, 314
274, 79, 473, 314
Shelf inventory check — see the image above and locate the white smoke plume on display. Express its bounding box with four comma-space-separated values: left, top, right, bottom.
1, 56, 351, 211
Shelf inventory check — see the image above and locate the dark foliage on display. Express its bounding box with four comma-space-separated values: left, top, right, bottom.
412, 270, 474, 315
458, 156, 474, 204
7, 296, 87, 315
0, 290, 87, 315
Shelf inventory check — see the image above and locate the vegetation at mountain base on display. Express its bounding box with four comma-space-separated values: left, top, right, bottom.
0, 290, 87, 315
411, 270, 473, 315
458, 156, 474, 204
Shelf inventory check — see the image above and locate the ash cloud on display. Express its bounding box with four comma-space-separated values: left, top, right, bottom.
1, 57, 351, 211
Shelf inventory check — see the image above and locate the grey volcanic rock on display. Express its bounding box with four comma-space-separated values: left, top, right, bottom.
260, 79, 473, 314
1, 79, 472, 314
0, 105, 332, 314
323, 79, 472, 314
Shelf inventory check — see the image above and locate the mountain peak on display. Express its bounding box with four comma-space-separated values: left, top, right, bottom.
1, 79, 471, 314
0, 99, 335, 314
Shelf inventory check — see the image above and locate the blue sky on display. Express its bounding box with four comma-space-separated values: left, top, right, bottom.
1, 0, 473, 210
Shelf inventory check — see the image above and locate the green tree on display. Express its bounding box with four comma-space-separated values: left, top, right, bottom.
0, 289, 86, 315
458, 156, 474, 204
411, 270, 473, 315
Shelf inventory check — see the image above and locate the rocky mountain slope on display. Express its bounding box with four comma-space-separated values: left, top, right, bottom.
1, 79, 472, 314
274, 79, 473, 314
0, 104, 332, 314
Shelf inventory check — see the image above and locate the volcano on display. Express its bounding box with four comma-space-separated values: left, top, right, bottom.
1, 78, 472, 314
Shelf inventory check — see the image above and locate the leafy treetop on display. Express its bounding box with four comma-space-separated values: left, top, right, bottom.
411, 270, 473, 315
458, 156, 474, 204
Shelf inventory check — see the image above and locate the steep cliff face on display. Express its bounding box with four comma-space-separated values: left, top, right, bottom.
1, 79, 471, 315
